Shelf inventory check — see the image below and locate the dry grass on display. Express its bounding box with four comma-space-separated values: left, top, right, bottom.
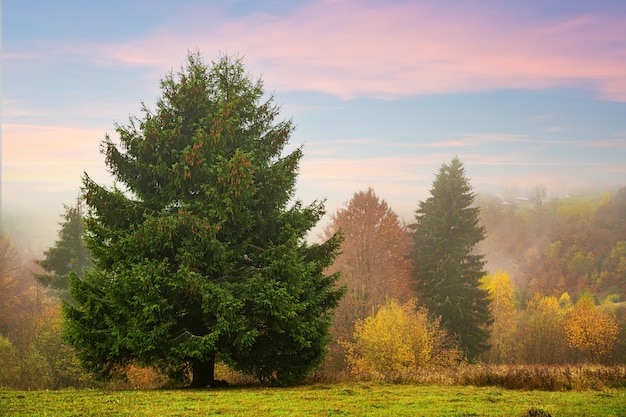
456, 364, 626, 390
308, 364, 626, 391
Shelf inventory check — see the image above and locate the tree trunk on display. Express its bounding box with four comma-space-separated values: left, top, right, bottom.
189, 353, 215, 388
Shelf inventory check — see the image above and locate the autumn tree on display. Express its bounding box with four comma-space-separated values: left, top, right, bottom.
594, 186, 626, 246
64, 53, 344, 387
0, 233, 42, 346
0, 235, 41, 386
480, 270, 518, 363
322, 188, 413, 366
599, 240, 626, 295
343, 299, 461, 378
564, 292, 620, 363
410, 157, 492, 361
522, 240, 567, 296
0, 334, 19, 386
0, 234, 21, 338
35, 199, 92, 298
514, 294, 572, 364
0, 233, 88, 389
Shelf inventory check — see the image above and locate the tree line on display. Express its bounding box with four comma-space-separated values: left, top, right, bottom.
1, 52, 624, 388
321, 184, 625, 377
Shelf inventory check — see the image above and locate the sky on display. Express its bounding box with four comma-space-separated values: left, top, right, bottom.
2, 0, 626, 253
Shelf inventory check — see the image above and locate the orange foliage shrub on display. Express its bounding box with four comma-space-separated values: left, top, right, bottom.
124, 364, 166, 389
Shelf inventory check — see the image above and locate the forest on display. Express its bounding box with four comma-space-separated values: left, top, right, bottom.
321, 185, 626, 376
1, 53, 625, 389
1, 183, 624, 389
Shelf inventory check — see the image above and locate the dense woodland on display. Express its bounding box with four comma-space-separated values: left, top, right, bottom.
321, 185, 626, 377
1, 184, 624, 388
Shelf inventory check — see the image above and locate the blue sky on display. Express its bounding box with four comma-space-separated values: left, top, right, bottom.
2, 0, 626, 252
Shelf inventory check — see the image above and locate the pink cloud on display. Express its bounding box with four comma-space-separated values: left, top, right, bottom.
300, 154, 443, 181
579, 138, 626, 148
72, 1, 626, 101
2, 124, 108, 189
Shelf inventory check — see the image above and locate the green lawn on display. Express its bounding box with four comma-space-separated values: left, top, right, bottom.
1, 383, 625, 417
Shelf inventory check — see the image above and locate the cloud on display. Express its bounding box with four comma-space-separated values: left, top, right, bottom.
300, 155, 432, 181
403, 133, 626, 150
545, 126, 567, 133
41, 0, 626, 101
579, 138, 626, 149
390, 134, 538, 149
2, 124, 108, 190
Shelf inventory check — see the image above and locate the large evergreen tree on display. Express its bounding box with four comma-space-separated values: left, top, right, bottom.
410, 157, 491, 361
35, 199, 92, 298
64, 53, 344, 386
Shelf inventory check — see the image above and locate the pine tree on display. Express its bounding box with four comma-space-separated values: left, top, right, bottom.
35, 199, 91, 298
63, 53, 344, 386
410, 157, 491, 361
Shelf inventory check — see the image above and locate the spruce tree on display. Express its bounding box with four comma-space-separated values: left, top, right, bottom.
35, 199, 91, 298
410, 157, 491, 361
64, 53, 344, 386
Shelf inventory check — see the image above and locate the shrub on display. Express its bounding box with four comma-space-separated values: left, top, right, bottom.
342, 299, 462, 379
123, 364, 167, 389
18, 344, 53, 390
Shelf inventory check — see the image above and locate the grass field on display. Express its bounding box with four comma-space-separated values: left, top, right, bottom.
2, 383, 625, 417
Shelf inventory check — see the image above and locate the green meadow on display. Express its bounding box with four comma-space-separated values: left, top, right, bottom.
2, 383, 625, 417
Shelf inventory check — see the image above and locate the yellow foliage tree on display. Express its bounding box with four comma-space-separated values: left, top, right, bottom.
564, 293, 619, 363
480, 270, 517, 363
558, 292, 572, 308
515, 294, 573, 364
343, 299, 461, 379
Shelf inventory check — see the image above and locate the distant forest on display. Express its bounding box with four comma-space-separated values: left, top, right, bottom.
477, 186, 626, 300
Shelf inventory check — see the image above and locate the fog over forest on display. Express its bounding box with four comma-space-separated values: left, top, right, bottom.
1, 179, 620, 258
3, 177, 624, 305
